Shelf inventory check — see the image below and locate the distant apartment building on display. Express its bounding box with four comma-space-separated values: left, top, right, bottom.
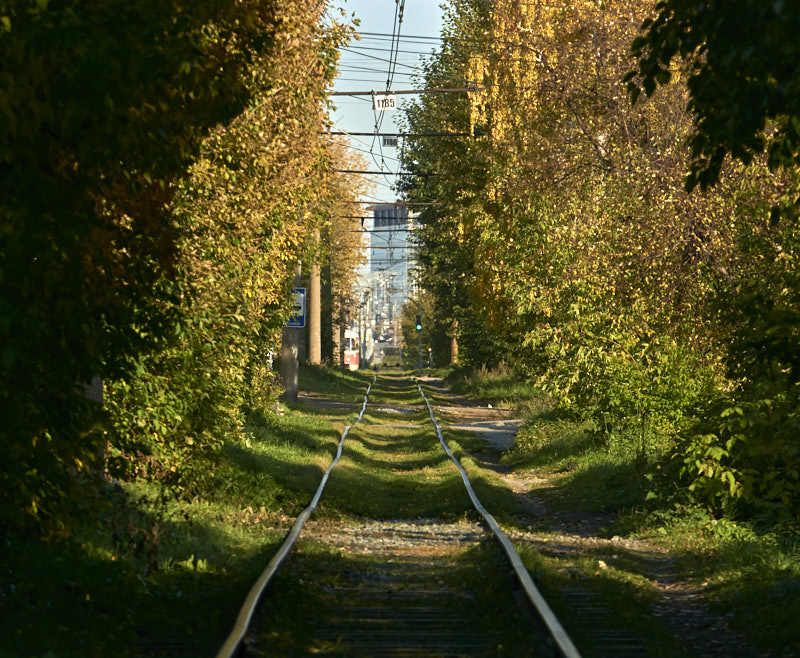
367, 203, 415, 343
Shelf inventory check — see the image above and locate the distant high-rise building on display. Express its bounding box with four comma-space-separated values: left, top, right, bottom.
367, 204, 415, 342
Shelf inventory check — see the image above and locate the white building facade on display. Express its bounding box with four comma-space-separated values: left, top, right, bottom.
366, 203, 416, 344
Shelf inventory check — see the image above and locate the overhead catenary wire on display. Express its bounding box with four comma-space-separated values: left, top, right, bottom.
340, 47, 421, 71
336, 142, 403, 164
335, 170, 436, 176
337, 64, 419, 75
329, 86, 477, 96
343, 44, 440, 56
345, 201, 438, 206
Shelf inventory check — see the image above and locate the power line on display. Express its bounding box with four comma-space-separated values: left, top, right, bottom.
338, 64, 418, 75
340, 47, 421, 71
356, 31, 442, 42
387, 0, 406, 88
343, 44, 439, 56
336, 142, 403, 163
345, 201, 437, 206
349, 228, 412, 233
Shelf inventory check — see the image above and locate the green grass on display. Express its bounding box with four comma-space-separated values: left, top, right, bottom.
244, 373, 547, 656
0, 371, 372, 658
447, 364, 800, 657
623, 508, 800, 652
446, 363, 541, 408
8, 364, 797, 656
296, 362, 371, 400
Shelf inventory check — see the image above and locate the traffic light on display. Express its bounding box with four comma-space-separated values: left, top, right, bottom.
415, 313, 422, 331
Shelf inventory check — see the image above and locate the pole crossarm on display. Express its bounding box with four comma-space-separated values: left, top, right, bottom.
334, 169, 437, 175
328, 85, 479, 96
326, 132, 469, 137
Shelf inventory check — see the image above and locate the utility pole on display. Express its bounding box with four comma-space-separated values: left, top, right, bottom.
309, 229, 321, 365
450, 320, 459, 365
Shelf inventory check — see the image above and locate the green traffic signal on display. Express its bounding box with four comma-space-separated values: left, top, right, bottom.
415, 313, 422, 331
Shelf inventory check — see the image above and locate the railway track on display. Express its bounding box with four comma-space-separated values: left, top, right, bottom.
216, 374, 581, 658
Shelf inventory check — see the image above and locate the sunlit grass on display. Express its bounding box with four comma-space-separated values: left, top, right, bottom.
1, 372, 371, 658
448, 364, 800, 656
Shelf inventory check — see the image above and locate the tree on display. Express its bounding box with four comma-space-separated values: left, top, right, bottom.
627, 1, 800, 194
0, 0, 352, 526
628, 0, 800, 515
319, 139, 371, 364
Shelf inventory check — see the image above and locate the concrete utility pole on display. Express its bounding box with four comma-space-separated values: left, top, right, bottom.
309, 229, 321, 365
450, 320, 459, 365
280, 261, 303, 403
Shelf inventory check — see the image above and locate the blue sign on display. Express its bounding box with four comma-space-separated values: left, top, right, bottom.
287, 287, 306, 327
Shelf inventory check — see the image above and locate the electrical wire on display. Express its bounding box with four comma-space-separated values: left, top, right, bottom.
339, 47, 421, 70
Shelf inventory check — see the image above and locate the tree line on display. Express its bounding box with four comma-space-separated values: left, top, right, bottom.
400, 0, 800, 520
0, 1, 365, 532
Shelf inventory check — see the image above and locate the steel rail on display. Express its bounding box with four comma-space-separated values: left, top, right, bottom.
216, 378, 375, 658
417, 382, 582, 658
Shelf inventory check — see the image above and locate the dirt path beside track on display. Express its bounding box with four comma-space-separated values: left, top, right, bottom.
418, 376, 760, 657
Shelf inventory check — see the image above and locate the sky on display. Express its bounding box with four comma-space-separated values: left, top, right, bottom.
326, 0, 446, 204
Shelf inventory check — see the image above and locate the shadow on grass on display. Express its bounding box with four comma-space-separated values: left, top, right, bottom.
512, 543, 681, 657
320, 458, 474, 519
0, 495, 284, 658
225, 441, 326, 482
244, 407, 342, 454
535, 459, 646, 516
285, 400, 359, 419
298, 364, 371, 399
344, 443, 451, 472
355, 435, 431, 454
504, 422, 595, 470
366, 390, 423, 405
343, 425, 456, 473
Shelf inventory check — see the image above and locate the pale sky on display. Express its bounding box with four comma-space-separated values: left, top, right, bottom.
327, 0, 446, 204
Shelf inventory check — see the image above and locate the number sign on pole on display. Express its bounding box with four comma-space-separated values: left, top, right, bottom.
372, 94, 397, 111
382, 136, 399, 147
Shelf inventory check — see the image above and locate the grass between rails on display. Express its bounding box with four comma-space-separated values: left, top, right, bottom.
297, 364, 374, 401
448, 365, 800, 656
1, 366, 536, 657
247, 371, 540, 656
8, 363, 796, 656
